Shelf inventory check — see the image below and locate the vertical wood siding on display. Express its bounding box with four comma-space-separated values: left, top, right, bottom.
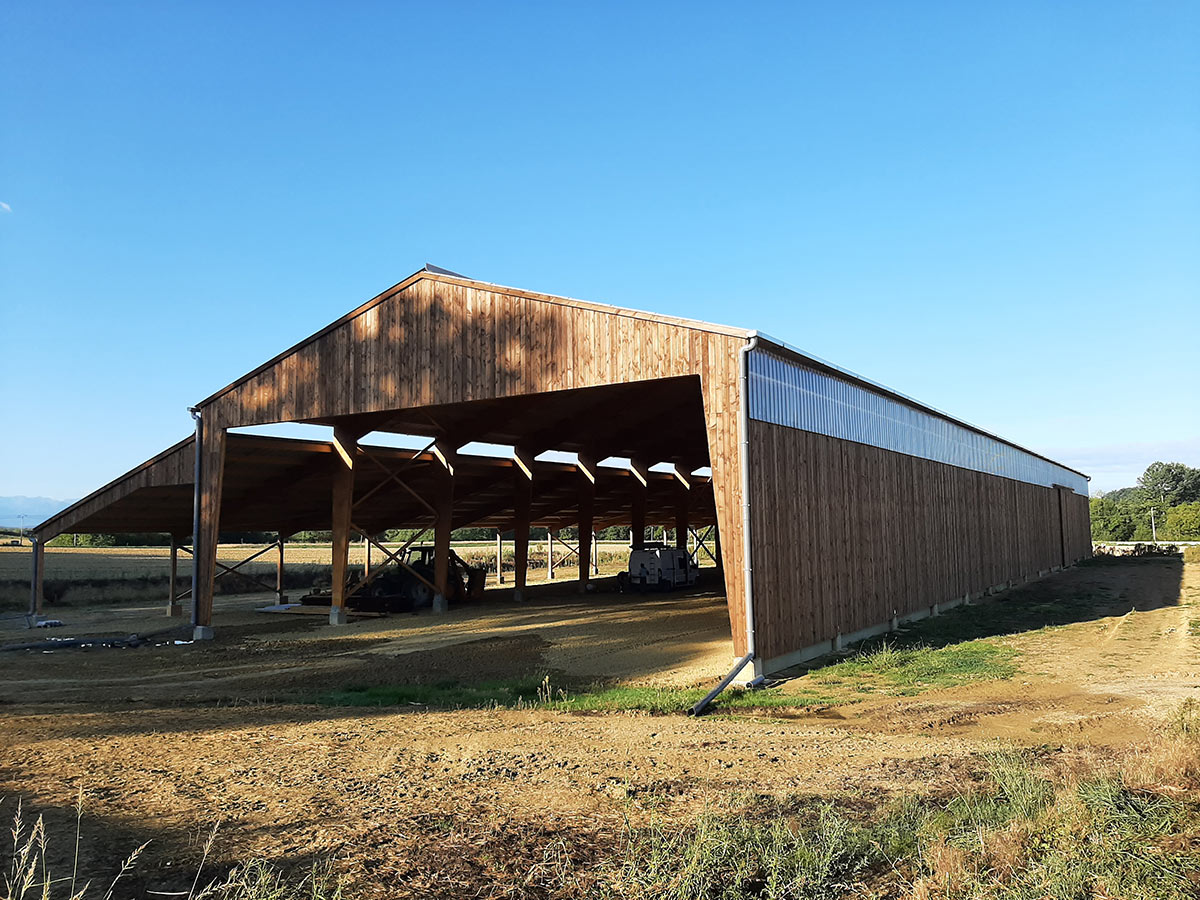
748, 420, 1092, 663
201, 275, 753, 651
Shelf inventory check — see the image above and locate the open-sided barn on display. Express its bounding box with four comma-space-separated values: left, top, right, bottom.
32, 266, 1090, 678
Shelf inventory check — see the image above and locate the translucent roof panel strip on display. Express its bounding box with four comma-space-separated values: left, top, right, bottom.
747, 348, 1088, 495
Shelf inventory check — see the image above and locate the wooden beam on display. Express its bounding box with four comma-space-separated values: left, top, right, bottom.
578, 453, 595, 592
674, 468, 690, 551
630, 458, 648, 551
30, 538, 44, 618
432, 442, 456, 612
194, 417, 227, 635
275, 534, 286, 603
330, 426, 359, 625
513, 461, 531, 602
168, 536, 184, 616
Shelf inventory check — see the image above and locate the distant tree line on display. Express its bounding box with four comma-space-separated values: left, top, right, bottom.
45, 524, 652, 548
1090, 461, 1200, 541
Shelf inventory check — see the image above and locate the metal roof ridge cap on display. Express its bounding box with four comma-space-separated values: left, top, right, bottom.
748, 331, 1090, 482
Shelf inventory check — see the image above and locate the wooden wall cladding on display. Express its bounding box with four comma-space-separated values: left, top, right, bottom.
36, 438, 194, 541
199, 274, 753, 650
747, 420, 1092, 662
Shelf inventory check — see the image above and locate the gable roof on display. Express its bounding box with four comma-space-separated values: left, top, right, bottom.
197, 266, 753, 408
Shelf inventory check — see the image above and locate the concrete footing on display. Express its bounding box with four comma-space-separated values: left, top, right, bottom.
167, 603, 184, 618
193, 625, 214, 641
329, 607, 348, 626
432, 594, 448, 614
512, 589, 524, 603
752, 563, 1079, 679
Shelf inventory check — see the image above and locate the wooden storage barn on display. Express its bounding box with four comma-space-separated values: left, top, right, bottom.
32, 266, 1090, 677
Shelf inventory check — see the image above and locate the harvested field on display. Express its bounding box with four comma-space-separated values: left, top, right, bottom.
1, 557, 1198, 897
0, 542, 636, 609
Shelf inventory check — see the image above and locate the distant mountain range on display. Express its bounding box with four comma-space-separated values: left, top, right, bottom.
0, 496, 77, 529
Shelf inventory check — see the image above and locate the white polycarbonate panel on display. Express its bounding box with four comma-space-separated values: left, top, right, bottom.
748, 349, 1088, 495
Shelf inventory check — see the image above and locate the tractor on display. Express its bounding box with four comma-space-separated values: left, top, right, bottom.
301, 545, 486, 613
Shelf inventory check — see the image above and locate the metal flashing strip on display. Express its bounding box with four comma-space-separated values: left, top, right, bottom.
747, 344, 1089, 495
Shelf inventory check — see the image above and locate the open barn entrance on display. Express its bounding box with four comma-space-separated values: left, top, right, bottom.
28, 374, 738, 682
267, 374, 723, 625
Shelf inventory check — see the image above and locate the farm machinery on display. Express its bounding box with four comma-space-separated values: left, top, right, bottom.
300, 545, 486, 614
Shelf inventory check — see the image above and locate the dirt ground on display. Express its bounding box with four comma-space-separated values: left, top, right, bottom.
0, 559, 1196, 897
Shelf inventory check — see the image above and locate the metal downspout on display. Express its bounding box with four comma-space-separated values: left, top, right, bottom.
189, 407, 203, 629
691, 334, 761, 715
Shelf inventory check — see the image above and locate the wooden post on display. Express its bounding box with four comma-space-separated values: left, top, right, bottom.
630, 458, 648, 551
330, 426, 358, 625
513, 449, 532, 601
547, 530, 555, 580
29, 537, 43, 618
168, 536, 184, 616
578, 453, 596, 592
592, 530, 599, 575
193, 414, 227, 639
432, 441, 456, 613
275, 533, 286, 603
675, 492, 689, 551
495, 530, 504, 585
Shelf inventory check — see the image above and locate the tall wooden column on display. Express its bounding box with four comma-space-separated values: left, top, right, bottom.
577, 453, 596, 592
495, 531, 504, 584
29, 537, 44, 618
513, 448, 533, 602
193, 413, 227, 639
432, 441, 456, 613
547, 531, 555, 579
330, 427, 359, 625
168, 535, 184, 616
630, 458, 648, 551
275, 533, 286, 603
673, 466, 691, 551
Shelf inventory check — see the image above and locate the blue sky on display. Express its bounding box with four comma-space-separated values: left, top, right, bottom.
1, 1, 1197, 500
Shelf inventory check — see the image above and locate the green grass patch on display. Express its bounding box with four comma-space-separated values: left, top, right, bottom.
317, 641, 1015, 713
319, 677, 550, 709
808, 639, 1018, 695
317, 677, 839, 714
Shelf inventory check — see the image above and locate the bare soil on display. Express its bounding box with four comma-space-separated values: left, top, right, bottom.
0, 559, 1196, 898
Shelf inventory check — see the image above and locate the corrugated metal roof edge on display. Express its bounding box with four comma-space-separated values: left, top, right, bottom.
750, 332, 1090, 484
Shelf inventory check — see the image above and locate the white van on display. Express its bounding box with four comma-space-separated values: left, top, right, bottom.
621, 542, 699, 592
